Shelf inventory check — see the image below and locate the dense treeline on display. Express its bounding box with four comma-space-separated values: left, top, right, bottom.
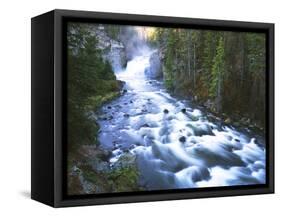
150, 28, 266, 129
67, 23, 122, 150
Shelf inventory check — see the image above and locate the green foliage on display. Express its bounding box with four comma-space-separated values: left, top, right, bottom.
74, 152, 140, 193
107, 166, 139, 192
210, 36, 225, 98
246, 33, 266, 76
106, 153, 140, 192
202, 31, 215, 91
163, 29, 177, 91
104, 25, 121, 41
67, 23, 121, 150
87, 91, 120, 111
82, 165, 108, 189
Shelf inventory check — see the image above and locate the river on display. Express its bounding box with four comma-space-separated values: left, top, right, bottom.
97, 51, 266, 190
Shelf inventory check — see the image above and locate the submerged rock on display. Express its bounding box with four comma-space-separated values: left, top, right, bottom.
181, 108, 187, 113
179, 136, 186, 143
123, 113, 130, 118
186, 123, 214, 137
141, 123, 150, 128
234, 138, 240, 142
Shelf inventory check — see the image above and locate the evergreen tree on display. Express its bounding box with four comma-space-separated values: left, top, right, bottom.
164, 29, 177, 91
210, 36, 225, 112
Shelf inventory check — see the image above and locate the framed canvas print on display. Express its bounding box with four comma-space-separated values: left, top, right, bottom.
31, 9, 274, 207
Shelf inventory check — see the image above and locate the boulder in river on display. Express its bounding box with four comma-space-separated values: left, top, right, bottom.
140, 123, 150, 128
123, 113, 130, 118
181, 108, 187, 113
179, 136, 186, 143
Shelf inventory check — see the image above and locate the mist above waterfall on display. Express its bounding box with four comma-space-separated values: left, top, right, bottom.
119, 26, 154, 60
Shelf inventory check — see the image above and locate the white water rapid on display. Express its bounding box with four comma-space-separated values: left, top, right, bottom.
98, 51, 266, 190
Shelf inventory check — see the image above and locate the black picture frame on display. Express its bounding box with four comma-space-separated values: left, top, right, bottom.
31, 9, 274, 207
